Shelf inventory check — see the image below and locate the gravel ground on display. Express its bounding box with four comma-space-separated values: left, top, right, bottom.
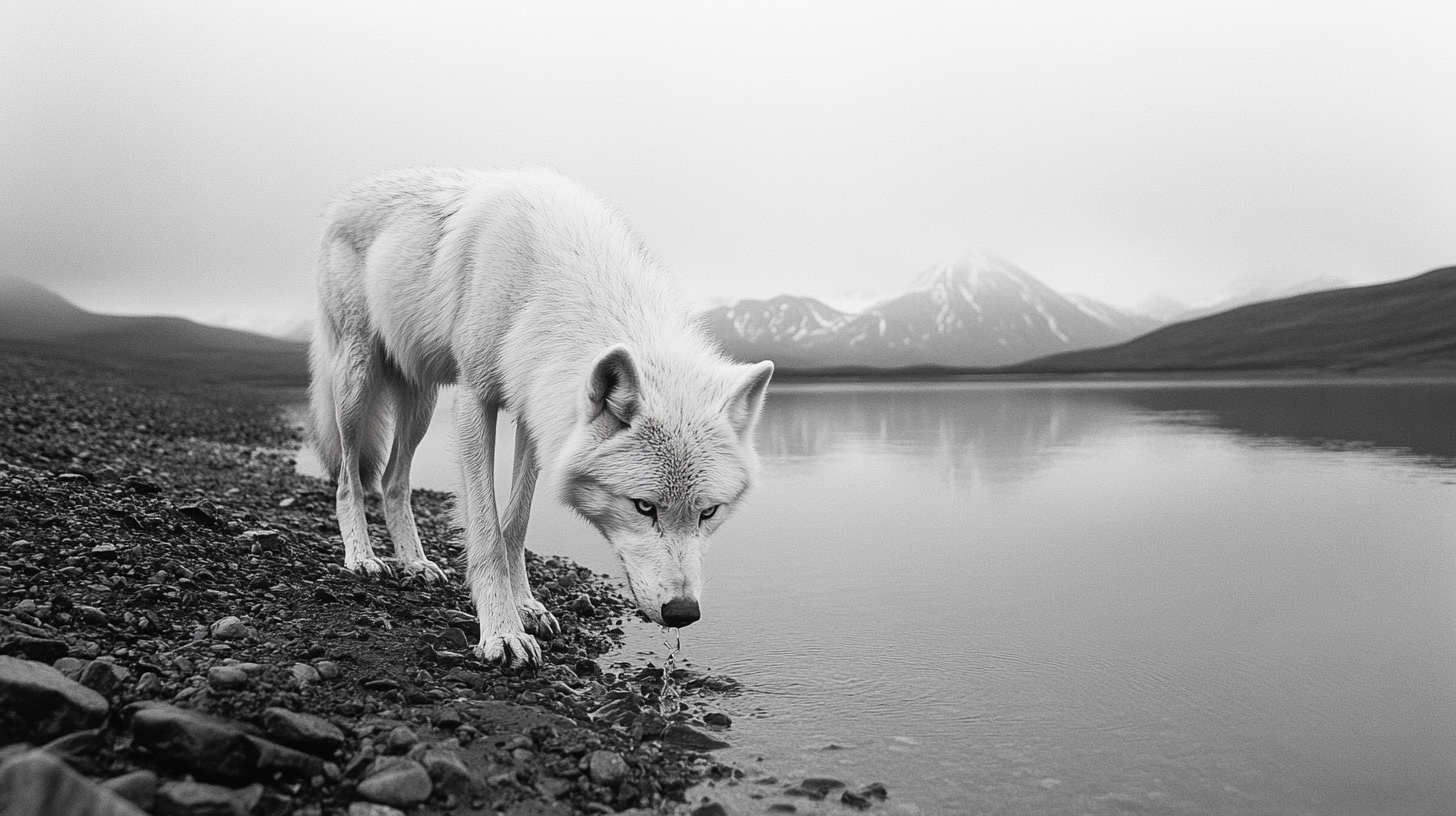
0, 352, 763, 816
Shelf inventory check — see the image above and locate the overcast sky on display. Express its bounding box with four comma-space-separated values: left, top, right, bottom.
2, 1, 1454, 328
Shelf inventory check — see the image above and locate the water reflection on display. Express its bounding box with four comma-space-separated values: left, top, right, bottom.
759, 378, 1456, 487
759, 383, 1127, 484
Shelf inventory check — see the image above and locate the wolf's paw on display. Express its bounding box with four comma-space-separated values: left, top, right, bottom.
344, 555, 393, 579
474, 632, 542, 669
399, 557, 448, 584
519, 600, 560, 638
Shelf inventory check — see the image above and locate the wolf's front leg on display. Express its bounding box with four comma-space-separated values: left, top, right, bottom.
456, 392, 541, 668
502, 423, 559, 638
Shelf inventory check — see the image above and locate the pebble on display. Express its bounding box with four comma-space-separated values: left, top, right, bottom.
386, 725, 418, 753
206, 665, 250, 690
209, 617, 249, 640
348, 803, 406, 816
588, 749, 629, 785
356, 759, 433, 808
313, 660, 340, 680
290, 662, 322, 685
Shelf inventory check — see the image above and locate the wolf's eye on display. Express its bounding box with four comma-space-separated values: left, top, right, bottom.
631, 499, 657, 518
699, 505, 719, 522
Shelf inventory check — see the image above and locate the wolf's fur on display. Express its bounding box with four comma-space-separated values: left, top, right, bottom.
309, 168, 772, 667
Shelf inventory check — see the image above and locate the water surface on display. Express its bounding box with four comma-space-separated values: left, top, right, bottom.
302, 377, 1456, 815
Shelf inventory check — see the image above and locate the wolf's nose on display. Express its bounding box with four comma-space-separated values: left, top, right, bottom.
661, 598, 700, 628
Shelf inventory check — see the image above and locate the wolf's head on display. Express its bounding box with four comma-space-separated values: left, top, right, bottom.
558, 344, 773, 628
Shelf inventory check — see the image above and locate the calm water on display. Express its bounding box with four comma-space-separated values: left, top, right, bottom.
299, 378, 1456, 815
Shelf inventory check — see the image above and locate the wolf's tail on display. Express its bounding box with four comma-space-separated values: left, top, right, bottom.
308, 323, 389, 492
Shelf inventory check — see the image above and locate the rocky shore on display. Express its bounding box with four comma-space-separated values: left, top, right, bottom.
0, 352, 765, 816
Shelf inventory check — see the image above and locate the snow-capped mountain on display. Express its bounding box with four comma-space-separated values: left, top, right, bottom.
704, 254, 1158, 369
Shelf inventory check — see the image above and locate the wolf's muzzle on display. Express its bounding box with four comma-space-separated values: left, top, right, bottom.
661, 597, 701, 628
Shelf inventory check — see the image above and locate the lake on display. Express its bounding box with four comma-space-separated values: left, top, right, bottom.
298, 377, 1456, 815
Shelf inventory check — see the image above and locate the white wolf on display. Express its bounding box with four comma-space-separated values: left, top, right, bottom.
308, 168, 773, 667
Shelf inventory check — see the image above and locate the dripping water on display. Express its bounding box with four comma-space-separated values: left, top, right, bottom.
659, 625, 682, 717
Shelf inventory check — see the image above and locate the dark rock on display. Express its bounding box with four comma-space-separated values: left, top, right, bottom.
690, 804, 729, 816
661, 722, 730, 750
858, 782, 888, 801
588, 749, 629, 785
0, 635, 69, 664
702, 712, 732, 729
78, 661, 129, 697
356, 759, 432, 808
262, 708, 345, 756
432, 707, 464, 730
129, 705, 259, 784
0, 748, 148, 816
153, 780, 262, 816
799, 778, 846, 796
767, 806, 797, 813
248, 735, 325, 777
100, 770, 159, 811
840, 789, 872, 810
438, 627, 469, 650
0, 656, 109, 744
176, 504, 219, 527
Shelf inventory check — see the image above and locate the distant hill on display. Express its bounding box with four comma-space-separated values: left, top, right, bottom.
1012, 265, 1456, 373
0, 275, 308, 387
705, 255, 1156, 369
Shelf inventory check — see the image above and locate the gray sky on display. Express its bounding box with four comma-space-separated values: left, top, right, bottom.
2, 1, 1454, 328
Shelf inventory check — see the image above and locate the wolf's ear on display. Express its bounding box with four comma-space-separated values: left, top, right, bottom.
725, 360, 774, 438
585, 345, 642, 429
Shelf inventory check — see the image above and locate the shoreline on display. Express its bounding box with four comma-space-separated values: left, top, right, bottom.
0, 351, 747, 815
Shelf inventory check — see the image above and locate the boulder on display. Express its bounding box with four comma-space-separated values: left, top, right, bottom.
0, 656, 109, 745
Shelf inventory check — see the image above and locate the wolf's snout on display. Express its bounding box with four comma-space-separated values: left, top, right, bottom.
661, 597, 700, 628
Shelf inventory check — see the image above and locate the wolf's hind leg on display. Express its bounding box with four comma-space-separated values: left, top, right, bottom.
329, 336, 392, 578
456, 391, 540, 668
381, 374, 446, 583
502, 421, 559, 637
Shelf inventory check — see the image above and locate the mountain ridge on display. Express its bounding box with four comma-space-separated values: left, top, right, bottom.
705, 254, 1151, 368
